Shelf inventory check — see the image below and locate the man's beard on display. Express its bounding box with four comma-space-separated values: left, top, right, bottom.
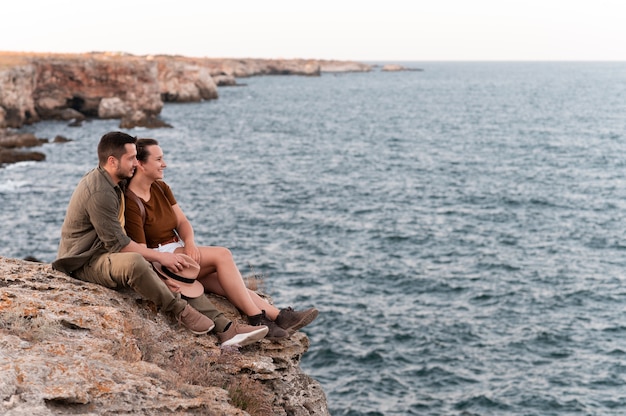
116, 166, 135, 180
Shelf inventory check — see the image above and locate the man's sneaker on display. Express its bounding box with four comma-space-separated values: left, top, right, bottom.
248, 311, 289, 341
275, 307, 319, 335
218, 322, 269, 348
178, 304, 215, 335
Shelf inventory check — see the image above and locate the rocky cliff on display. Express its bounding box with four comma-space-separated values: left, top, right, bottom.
0, 52, 372, 166
0, 256, 328, 415
0, 52, 371, 130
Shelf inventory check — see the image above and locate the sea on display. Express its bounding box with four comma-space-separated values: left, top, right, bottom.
2, 62, 626, 416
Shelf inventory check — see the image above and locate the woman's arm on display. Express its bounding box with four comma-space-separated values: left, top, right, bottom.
172, 204, 201, 262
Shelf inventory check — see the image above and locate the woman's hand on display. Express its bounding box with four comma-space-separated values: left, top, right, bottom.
183, 241, 201, 263
159, 252, 189, 273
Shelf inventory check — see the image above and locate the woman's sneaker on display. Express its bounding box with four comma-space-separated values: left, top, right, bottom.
218, 322, 269, 348
275, 307, 319, 335
248, 311, 289, 341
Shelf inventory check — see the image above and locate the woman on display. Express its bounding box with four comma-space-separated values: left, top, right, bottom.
124, 138, 318, 340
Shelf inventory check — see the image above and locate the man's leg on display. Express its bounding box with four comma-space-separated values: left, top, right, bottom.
186, 295, 270, 347
75, 252, 214, 334
76, 252, 186, 315
186, 295, 231, 333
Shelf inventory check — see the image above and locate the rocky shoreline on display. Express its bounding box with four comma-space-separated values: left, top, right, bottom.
0, 256, 327, 415
0, 53, 407, 412
0, 51, 373, 166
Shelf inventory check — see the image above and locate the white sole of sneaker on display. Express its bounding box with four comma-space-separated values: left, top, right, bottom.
221, 326, 269, 348
189, 323, 215, 335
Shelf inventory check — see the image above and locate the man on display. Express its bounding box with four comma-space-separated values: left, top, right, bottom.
53, 131, 268, 347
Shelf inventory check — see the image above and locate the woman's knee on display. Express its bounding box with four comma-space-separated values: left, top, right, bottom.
215, 246, 233, 261
200, 246, 233, 263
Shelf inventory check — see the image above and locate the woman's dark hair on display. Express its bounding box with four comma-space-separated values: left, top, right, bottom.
97, 131, 136, 166
136, 138, 160, 162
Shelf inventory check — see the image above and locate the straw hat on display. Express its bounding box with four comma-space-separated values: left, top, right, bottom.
152, 254, 204, 298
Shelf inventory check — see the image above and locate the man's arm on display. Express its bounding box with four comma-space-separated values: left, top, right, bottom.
124, 190, 149, 245
120, 240, 191, 272
88, 189, 131, 253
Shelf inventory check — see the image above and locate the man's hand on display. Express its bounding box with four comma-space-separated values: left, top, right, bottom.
161, 277, 182, 293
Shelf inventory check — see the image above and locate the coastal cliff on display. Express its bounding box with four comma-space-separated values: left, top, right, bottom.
0, 256, 328, 415
0, 52, 371, 130
0, 52, 371, 166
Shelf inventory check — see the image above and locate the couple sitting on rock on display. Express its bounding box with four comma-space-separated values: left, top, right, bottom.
52, 131, 317, 348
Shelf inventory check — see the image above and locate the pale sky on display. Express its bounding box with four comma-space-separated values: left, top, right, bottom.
2, 0, 625, 61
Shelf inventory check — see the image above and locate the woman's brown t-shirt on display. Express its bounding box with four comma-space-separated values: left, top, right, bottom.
124, 181, 179, 248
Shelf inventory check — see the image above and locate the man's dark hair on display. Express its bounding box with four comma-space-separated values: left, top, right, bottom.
136, 138, 160, 162
97, 131, 137, 167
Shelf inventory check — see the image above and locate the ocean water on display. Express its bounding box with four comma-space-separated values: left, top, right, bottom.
2, 62, 626, 415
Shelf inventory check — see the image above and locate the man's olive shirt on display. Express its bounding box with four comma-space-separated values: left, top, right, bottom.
52, 166, 131, 274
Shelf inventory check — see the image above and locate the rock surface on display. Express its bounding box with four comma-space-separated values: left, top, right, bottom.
0, 132, 47, 166
0, 256, 328, 415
